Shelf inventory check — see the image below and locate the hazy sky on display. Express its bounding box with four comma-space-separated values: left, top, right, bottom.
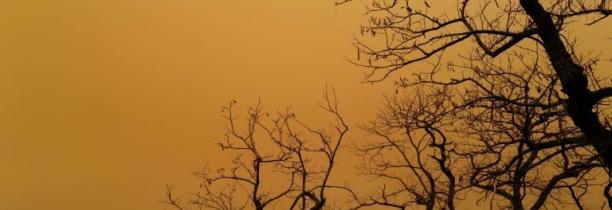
0, 1, 391, 210
1, 1, 610, 210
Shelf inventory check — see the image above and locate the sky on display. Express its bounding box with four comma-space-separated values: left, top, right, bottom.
1, 1, 610, 210
0, 1, 389, 210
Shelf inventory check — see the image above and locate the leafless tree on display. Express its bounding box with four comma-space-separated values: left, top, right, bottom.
339, 47, 609, 209
334, 0, 612, 208
167, 0, 612, 209
347, 86, 462, 210
339, 0, 612, 170
166, 87, 349, 210
449, 50, 605, 210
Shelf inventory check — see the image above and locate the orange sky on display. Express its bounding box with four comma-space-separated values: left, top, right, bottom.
0, 1, 390, 210
1, 1, 610, 210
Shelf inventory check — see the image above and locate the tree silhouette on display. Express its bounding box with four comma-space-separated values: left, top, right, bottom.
336, 0, 611, 208
346, 50, 605, 209
167, 0, 612, 209
166, 87, 349, 210
342, 0, 612, 170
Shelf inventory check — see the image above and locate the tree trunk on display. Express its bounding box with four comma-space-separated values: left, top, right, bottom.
518, 0, 612, 169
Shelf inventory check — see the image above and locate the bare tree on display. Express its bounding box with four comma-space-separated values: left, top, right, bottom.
335, 0, 612, 208
340, 0, 612, 170
166, 87, 349, 210
166, 0, 612, 209
450, 50, 604, 210
341, 47, 609, 209
348, 86, 462, 210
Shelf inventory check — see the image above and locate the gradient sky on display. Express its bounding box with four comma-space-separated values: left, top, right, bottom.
0, 1, 390, 210
1, 1, 610, 210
